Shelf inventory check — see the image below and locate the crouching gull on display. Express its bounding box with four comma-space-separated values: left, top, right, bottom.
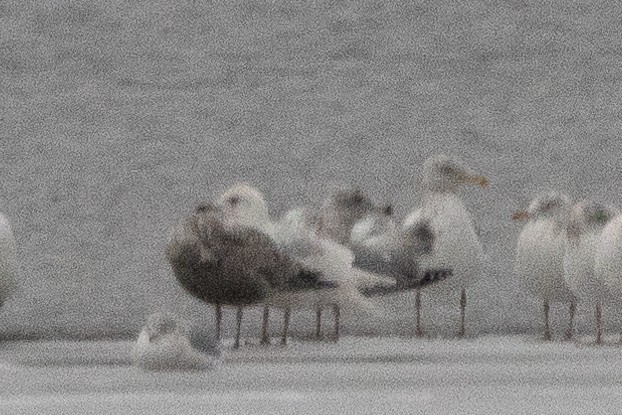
564, 201, 616, 344
132, 313, 218, 371
165, 202, 334, 348
218, 184, 395, 342
401, 154, 487, 338
513, 191, 576, 341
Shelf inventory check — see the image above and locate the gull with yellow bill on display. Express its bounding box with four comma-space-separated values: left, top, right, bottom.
403, 154, 488, 338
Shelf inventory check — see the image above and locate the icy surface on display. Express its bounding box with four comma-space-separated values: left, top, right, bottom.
1, 336, 622, 414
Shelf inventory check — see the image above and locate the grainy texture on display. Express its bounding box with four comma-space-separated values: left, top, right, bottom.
1, 337, 622, 414
0, 0, 620, 338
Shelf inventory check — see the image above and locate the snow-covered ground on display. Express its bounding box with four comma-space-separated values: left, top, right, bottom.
1, 335, 622, 414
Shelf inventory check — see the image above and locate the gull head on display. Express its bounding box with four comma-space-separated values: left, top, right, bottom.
512, 191, 571, 223
326, 188, 375, 222
143, 313, 186, 343
422, 154, 488, 193
218, 183, 271, 230
566, 200, 616, 239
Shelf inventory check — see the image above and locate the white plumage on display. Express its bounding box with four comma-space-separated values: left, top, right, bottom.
564, 201, 617, 344
404, 155, 487, 337
0, 212, 18, 307
513, 191, 576, 340
564, 201, 615, 304
404, 193, 485, 295
132, 313, 217, 371
595, 213, 622, 306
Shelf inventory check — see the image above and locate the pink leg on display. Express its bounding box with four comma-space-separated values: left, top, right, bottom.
565, 301, 576, 341
260, 305, 270, 346
333, 304, 340, 342
459, 289, 466, 338
281, 307, 291, 346
234, 306, 243, 349
543, 300, 552, 341
215, 304, 222, 341
596, 303, 602, 345
315, 308, 322, 339
415, 289, 424, 337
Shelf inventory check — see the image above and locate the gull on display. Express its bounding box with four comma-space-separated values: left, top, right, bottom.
218, 184, 394, 342
166, 202, 334, 348
594, 210, 622, 342
132, 313, 217, 371
402, 155, 487, 337
564, 201, 616, 344
0, 212, 17, 311
513, 191, 576, 341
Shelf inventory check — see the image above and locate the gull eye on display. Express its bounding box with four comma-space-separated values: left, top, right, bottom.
542, 200, 558, 212
353, 194, 363, 204
196, 202, 212, 213
439, 164, 457, 176
228, 195, 241, 206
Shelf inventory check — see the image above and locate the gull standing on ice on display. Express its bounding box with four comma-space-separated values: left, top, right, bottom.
594, 210, 622, 342
564, 201, 616, 344
513, 191, 576, 341
219, 184, 394, 342
166, 201, 332, 348
403, 155, 487, 337
311, 189, 387, 338
132, 313, 217, 371
0, 212, 17, 312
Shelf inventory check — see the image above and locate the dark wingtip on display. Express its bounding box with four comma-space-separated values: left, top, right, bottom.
418, 268, 452, 286
360, 268, 453, 297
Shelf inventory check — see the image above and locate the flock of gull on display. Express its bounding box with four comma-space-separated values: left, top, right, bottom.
1, 153, 622, 371
164, 154, 487, 349
514, 192, 622, 344
162, 153, 622, 353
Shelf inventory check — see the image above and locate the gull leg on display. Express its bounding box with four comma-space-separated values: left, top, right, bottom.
215, 303, 222, 341
234, 306, 243, 349
596, 303, 602, 345
260, 304, 270, 346
459, 288, 466, 338
543, 300, 552, 341
281, 307, 291, 346
415, 289, 424, 337
315, 308, 322, 339
565, 301, 576, 341
333, 304, 340, 342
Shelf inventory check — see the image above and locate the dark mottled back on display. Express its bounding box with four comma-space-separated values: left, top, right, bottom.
167, 204, 330, 306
